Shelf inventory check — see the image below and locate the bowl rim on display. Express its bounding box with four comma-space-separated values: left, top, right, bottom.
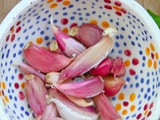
0, 0, 160, 119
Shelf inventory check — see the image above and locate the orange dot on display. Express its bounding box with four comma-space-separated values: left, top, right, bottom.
63, 1, 71, 6
150, 43, 155, 51
2, 82, 6, 89
2, 98, 6, 106
155, 52, 159, 60
148, 59, 152, 68
62, 28, 69, 34
122, 109, 128, 115
21, 82, 25, 89
11, 28, 15, 33
50, 3, 58, 8
145, 47, 150, 56
90, 20, 98, 25
47, 0, 53, 3
124, 60, 130, 67
36, 37, 43, 44
129, 93, 136, 102
154, 61, 157, 69
144, 110, 148, 116
4, 96, 9, 102
118, 93, 125, 100
115, 103, 122, 111
0, 82, 1, 88
102, 21, 110, 28
0, 91, 2, 96
113, 5, 121, 11
130, 105, 136, 112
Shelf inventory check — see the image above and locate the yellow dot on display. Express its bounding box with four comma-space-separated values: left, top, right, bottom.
118, 93, 125, 100
2, 98, 6, 106
155, 52, 159, 60
154, 61, 157, 69
90, 20, 98, 25
4, 96, 9, 102
129, 93, 136, 102
124, 60, 130, 67
115, 103, 122, 111
122, 109, 128, 115
144, 110, 148, 116
62, 28, 69, 34
150, 43, 155, 51
145, 47, 150, 56
21, 82, 25, 89
2, 82, 6, 90
36, 37, 43, 44
47, 0, 54, 3
130, 105, 136, 112
0, 91, 2, 96
50, 3, 58, 8
148, 59, 152, 68
102, 21, 110, 28
113, 5, 121, 11
63, 1, 71, 6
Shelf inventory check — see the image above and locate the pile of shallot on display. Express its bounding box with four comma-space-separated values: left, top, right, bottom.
17, 19, 126, 120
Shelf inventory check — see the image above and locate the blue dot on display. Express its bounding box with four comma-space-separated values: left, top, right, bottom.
32, 31, 36, 35
112, 97, 116, 100
98, 15, 102, 18
111, 48, 114, 53
13, 44, 16, 48
147, 88, 151, 93
142, 56, 146, 60
127, 16, 130, 19
110, 19, 113, 23
13, 110, 16, 114
139, 50, 143, 55
20, 114, 24, 117
139, 100, 142, 105
138, 43, 141, 48
14, 103, 17, 108
144, 93, 148, 99
130, 84, 133, 88
42, 18, 47, 21
138, 106, 141, 110
36, 16, 41, 20
69, 4, 73, 8
45, 10, 49, 14
21, 106, 24, 111
9, 83, 11, 87
13, 53, 16, 58
132, 114, 137, 117
123, 42, 127, 46
135, 75, 138, 80
86, 12, 90, 16
36, 21, 40, 24
140, 78, 144, 83
1, 53, 4, 59
135, 83, 139, 88
116, 22, 119, 26
126, 116, 129, 120
63, 12, 67, 16
14, 97, 17, 101
18, 51, 22, 55
121, 27, 125, 31
123, 84, 127, 89
148, 96, 151, 101
92, 11, 96, 14
126, 77, 130, 82
25, 36, 29, 40
128, 35, 131, 39
141, 88, 144, 92
40, 31, 44, 35
25, 111, 29, 116
118, 50, 122, 54
19, 43, 24, 48
62, 7, 67, 10
135, 36, 138, 40
9, 95, 12, 99
53, 19, 57, 23
115, 42, 120, 47
44, 36, 49, 41
79, 17, 83, 20
131, 41, 135, 46
115, 35, 119, 39
138, 94, 141, 98
70, 16, 75, 20
142, 63, 145, 67
152, 91, 155, 96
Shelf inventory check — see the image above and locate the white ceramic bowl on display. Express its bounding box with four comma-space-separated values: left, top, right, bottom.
0, 0, 160, 119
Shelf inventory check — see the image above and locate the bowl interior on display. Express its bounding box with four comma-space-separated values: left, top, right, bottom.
0, 0, 160, 119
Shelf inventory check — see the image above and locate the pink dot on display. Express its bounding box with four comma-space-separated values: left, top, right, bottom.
70, 23, 78, 28
121, 8, 127, 14
143, 104, 148, 110
129, 69, 136, 75
149, 102, 154, 109
14, 83, 19, 89
6, 35, 10, 42
61, 18, 69, 25
123, 101, 129, 106
136, 113, 142, 119
132, 58, 139, 65
115, 11, 122, 16
147, 111, 152, 117
11, 34, 15, 42
124, 49, 131, 56
104, 4, 112, 10
104, 0, 111, 3
16, 26, 21, 33
19, 91, 25, 100
16, 21, 21, 26
18, 73, 24, 80
114, 1, 122, 6
141, 118, 145, 120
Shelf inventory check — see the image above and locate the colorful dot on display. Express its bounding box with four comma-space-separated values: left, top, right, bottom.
130, 105, 136, 112
144, 110, 148, 116
104, 4, 112, 10
124, 49, 131, 56
70, 23, 78, 28
129, 69, 136, 75
36, 37, 43, 44
47, 0, 53, 3
147, 111, 152, 117
62, 28, 68, 34
145, 47, 150, 56
102, 21, 109, 28
136, 113, 142, 119
115, 103, 122, 111
122, 109, 128, 115
104, 0, 111, 3
14, 83, 19, 89
124, 60, 130, 67
6, 35, 10, 42
132, 58, 139, 65
2, 82, 6, 89
50, 3, 58, 8
21, 82, 25, 89
115, 11, 122, 16
121, 8, 127, 14
155, 52, 159, 60
143, 104, 148, 110
114, 1, 122, 6
147, 59, 152, 68
4, 96, 9, 102
118, 93, 125, 100
18, 73, 24, 80
149, 102, 154, 109
63, 0, 71, 6
61, 18, 69, 25
19, 91, 25, 100
129, 93, 136, 102
11, 34, 15, 42
113, 5, 121, 11
150, 43, 155, 51
16, 26, 21, 33
154, 61, 157, 69
90, 20, 98, 25
2, 98, 6, 106
16, 21, 21, 26
123, 101, 129, 107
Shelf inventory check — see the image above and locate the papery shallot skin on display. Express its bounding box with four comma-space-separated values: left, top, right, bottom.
59, 35, 113, 83
69, 23, 103, 47
23, 43, 73, 73
25, 75, 47, 118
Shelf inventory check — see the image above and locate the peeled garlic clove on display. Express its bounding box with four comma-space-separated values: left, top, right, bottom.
69, 23, 103, 47
94, 93, 122, 120
49, 89, 99, 120
59, 35, 113, 83
103, 75, 126, 97
90, 57, 114, 77
23, 43, 73, 73
111, 57, 126, 77
56, 76, 104, 98
49, 40, 63, 54
25, 75, 47, 118
17, 62, 45, 82
46, 72, 60, 84
65, 95, 94, 107
51, 19, 86, 57
41, 103, 59, 120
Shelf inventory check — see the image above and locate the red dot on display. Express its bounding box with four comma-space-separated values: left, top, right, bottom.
121, 8, 127, 14
70, 23, 78, 28
14, 83, 19, 89
16, 21, 21, 26
141, 118, 145, 120
143, 104, 148, 110
129, 69, 136, 75
151, 53, 154, 59
104, 0, 111, 3
16, 26, 21, 33
6, 35, 10, 42
2, 90, 4, 96
61, 18, 69, 25
19, 91, 25, 100
123, 101, 129, 106
124, 49, 131, 56
114, 1, 122, 6
136, 113, 142, 119
147, 111, 152, 117
18, 73, 24, 80
10, 26, 14, 31
104, 4, 112, 10
11, 34, 15, 42
149, 102, 154, 109
57, 0, 63, 2
132, 58, 139, 65
115, 11, 122, 16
